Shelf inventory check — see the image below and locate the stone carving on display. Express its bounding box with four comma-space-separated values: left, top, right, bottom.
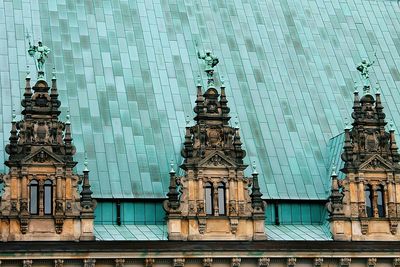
390, 220, 398, 235
115, 259, 125, 267
393, 258, 400, 267
198, 218, 206, 234
54, 259, 64, 267
173, 258, 185, 267
230, 218, 238, 234
145, 258, 154, 267
340, 258, 351, 267
361, 220, 369, 235
367, 258, 377, 267
23, 260, 33, 267
203, 258, 213, 267
314, 258, 323, 267
287, 258, 296, 267
258, 258, 270, 267
232, 258, 241, 267
84, 259, 96, 267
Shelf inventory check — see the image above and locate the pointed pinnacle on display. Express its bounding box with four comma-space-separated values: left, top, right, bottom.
185, 115, 190, 127
84, 153, 89, 172
197, 75, 202, 86
252, 161, 258, 175
66, 111, 71, 124
353, 81, 358, 93
234, 116, 239, 129
170, 160, 175, 174
12, 109, 16, 122
220, 75, 225, 86
331, 164, 337, 176
26, 66, 30, 79
390, 120, 395, 131
375, 82, 381, 95
52, 68, 56, 79
344, 117, 351, 130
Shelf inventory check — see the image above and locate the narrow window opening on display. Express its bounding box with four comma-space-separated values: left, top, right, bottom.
377, 185, 385, 218
217, 182, 226, 215
365, 185, 373, 217
29, 180, 39, 215
44, 180, 53, 215
205, 182, 213, 215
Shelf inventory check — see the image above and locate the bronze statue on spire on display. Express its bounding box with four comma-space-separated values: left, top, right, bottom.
196, 42, 219, 87
356, 52, 376, 87
26, 32, 50, 79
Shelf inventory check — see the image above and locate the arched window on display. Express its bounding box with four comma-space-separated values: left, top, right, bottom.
365, 185, 373, 217
205, 182, 213, 215
29, 180, 39, 215
217, 182, 226, 215
44, 180, 53, 215
377, 185, 385, 218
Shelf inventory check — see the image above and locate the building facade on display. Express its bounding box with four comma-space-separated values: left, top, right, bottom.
1, 0, 400, 266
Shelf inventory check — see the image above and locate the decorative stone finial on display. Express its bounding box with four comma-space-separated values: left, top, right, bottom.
66, 111, 70, 124
375, 82, 381, 95
12, 110, 16, 122
353, 81, 358, 93
170, 160, 175, 174
197, 75, 202, 86
185, 115, 190, 127
390, 120, 395, 131
252, 161, 258, 175
234, 116, 239, 129
26, 66, 30, 79
220, 75, 225, 86
331, 164, 337, 176
344, 117, 351, 130
52, 68, 56, 80
84, 153, 89, 172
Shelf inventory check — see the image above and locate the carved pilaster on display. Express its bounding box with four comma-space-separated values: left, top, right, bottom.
232, 258, 241, 267
203, 258, 213, 267
115, 259, 125, 267
54, 259, 64, 267
258, 258, 270, 267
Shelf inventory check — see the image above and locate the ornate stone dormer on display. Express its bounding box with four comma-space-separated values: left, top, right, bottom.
164, 51, 266, 240
0, 43, 95, 241
329, 60, 400, 240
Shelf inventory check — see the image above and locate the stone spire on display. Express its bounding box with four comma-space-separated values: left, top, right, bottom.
0, 49, 95, 241
164, 54, 265, 241
330, 62, 400, 241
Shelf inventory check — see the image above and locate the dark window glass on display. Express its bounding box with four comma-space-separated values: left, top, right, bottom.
205, 182, 213, 215
29, 180, 39, 215
44, 180, 52, 215
218, 182, 226, 215
377, 185, 385, 218
365, 185, 373, 217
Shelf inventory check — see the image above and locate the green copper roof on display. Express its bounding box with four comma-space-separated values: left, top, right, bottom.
1, 0, 400, 200
94, 224, 167, 241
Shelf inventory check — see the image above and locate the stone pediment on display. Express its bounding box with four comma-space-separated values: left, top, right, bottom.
21, 147, 64, 164
197, 151, 237, 168
359, 154, 394, 171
